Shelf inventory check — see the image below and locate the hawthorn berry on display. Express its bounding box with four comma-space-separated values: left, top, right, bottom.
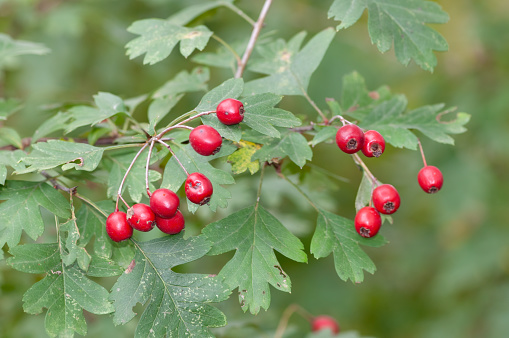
127, 203, 155, 232
216, 98, 244, 125
311, 315, 340, 335
361, 130, 385, 157
185, 172, 213, 205
418, 165, 443, 193
335, 124, 364, 154
106, 211, 133, 242
150, 188, 180, 218
155, 210, 185, 235
354, 206, 382, 238
189, 125, 223, 156
372, 184, 401, 215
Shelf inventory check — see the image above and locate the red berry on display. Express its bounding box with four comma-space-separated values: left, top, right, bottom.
311, 315, 340, 334
216, 98, 244, 125
155, 210, 185, 234
106, 211, 133, 242
361, 130, 385, 157
335, 124, 364, 154
372, 184, 401, 215
127, 203, 155, 232
185, 172, 213, 205
354, 206, 382, 238
150, 188, 180, 218
418, 165, 443, 193
189, 125, 223, 156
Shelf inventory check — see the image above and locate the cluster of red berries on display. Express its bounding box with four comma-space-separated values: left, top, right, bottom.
105, 99, 245, 242
335, 123, 444, 238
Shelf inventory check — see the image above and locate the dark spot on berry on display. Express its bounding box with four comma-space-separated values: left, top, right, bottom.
383, 202, 394, 213
428, 186, 439, 193
371, 144, 382, 157
360, 227, 371, 238
239, 106, 245, 117
198, 197, 211, 205
224, 111, 229, 115
347, 139, 357, 150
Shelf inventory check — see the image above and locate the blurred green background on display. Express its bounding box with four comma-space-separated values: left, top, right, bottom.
1, 0, 508, 337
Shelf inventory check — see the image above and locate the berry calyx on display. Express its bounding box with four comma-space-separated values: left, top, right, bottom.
155, 210, 185, 235
354, 206, 382, 238
361, 130, 385, 157
372, 184, 401, 215
150, 188, 180, 218
185, 172, 213, 205
216, 98, 244, 125
418, 165, 443, 193
335, 124, 364, 154
189, 125, 223, 156
106, 211, 133, 242
127, 203, 155, 232
311, 315, 340, 334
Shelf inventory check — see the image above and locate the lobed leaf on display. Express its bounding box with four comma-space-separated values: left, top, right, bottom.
0, 33, 50, 65
252, 131, 312, 168
109, 235, 230, 337
227, 141, 261, 175
203, 205, 307, 314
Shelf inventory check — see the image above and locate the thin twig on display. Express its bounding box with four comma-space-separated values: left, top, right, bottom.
352, 153, 378, 186
145, 139, 155, 197
301, 88, 329, 123
224, 2, 256, 26
156, 111, 214, 140
116, 142, 150, 211
157, 140, 189, 176
254, 163, 267, 211
211, 34, 242, 65
234, 0, 273, 78
417, 138, 427, 167
274, 304, 315, 338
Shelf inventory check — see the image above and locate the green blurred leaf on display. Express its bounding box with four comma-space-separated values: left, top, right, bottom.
17, 140, 104, 173
203, 205, 307, 314
167, 0, 234, 26
109, 235, 230, 337
0, 181, 70, 253
227, 141, 261, 175
311, 126, 337, 147
252, 131, 312, 168
161, 142, 236, 212
32, 111, 71, 142
126, 19, 213, 65
243, 28, 335, 96
0, 33, 50, 65
243, 93, 301, 138
153, 67, 209, 98
310, 208, 387, 283
328, 0, 449, 71
0, 98, 22, 121
8, 243, 114, 337
147, 94, 184, 135
358, 96, 470, 149
0, 127, 23, 149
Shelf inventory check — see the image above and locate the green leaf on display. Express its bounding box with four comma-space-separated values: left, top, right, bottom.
311, 126, 337, 147
32, 111, 71, 142
355, 171, 381, 212
197, 78, 244, 142
192, 40, 244, 70
167, 0, 234, 26
106, 149, 161, 203
252, 131, 312, 168
0, 126, 23, 149
109, 235, 230, 337
243, 28, 335, 96
203, 205, 307, 314
17, 140, 104, 173
0, 97, 22, 121
0, 149, 26, 176
227, 141, 261, 175
75, 201, 115, 258
161, 142, 235, 212
126, 19, 213, 65
0, 33, 50, 65
243, 93, 301, 138
310, 208, 387, 283
0, 181, 70, 251
358, 95, 470, 149
0, 165, 6, 185
328, 0, 449, 71
153, 67, 209, 98
8, 243, 114, 337
147, 94, 184, 135
65, 92, 129, 133
59, 216, 92, 272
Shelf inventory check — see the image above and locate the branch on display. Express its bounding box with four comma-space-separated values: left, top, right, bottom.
234, 0, 273, 78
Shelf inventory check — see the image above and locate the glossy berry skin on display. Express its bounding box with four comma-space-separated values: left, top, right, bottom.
418, 165, 443, 193
216, 98, 244, 125
189, 125, 223, 156
361, 130, 385, 157
372, 184, 401, 215
155, 210, 185, 235
106, 211, 133, 242
335, 124, 364, 154
354, 207, 382, 238
185, 172, 213, 205
311, 315, 340, 335
127, 203, 155, 232
150, 188, 180, 218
